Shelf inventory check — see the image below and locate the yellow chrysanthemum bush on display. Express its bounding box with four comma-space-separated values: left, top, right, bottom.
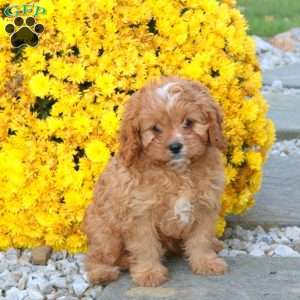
0, 0, 275, 252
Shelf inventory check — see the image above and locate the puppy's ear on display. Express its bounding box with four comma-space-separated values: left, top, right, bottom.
119, 91, 142, 166
207, 103, 227, 152
189, 79, 227, 152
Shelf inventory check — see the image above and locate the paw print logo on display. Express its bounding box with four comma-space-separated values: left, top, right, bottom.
5, 16, 44, 48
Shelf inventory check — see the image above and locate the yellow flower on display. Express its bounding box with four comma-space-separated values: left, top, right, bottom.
225, 165, 237, 184
48, 58, 69, 80
246, 151, 263, 170
231, 148, 245, 165
66, 234, 87, 253
242, 101, 259, 122
143, 51, 157, 65
94, 0, 116, 12
65, 190, 85, 207
95, 74, 116, 96
22, 192, 38, 209
22, 48, 46, 74
72, 115, 93, 134
29, 73, 51, 97
216, 217, 226, 237
67, 63, 86, 83
85, 140, 110, 163
101, 111, 119, 136
35, 212, 57, 227
0, 236, 10, 249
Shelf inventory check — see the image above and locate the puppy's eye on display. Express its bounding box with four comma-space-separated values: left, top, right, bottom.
183, 118, 194, 128
151, 125, 162, 133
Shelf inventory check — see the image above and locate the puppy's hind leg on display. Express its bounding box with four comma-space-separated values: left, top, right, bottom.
85, 230, 123, 284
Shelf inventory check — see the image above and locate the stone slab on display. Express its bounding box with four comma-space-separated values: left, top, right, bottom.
264, 64, 300, 88
99, 257, 300, 300
228, 155, 300, 228
264, 92, 300, 140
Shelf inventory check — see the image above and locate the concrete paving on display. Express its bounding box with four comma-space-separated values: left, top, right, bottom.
264, 92, 300, 140
264, 64, 300, 88
99, 257, 300, 300
228, 155, 300, 228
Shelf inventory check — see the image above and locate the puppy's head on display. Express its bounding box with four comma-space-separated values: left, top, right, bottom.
119, 77, 226, 167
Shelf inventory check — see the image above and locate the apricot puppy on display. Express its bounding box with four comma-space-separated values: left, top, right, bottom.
83, 76, 228, 287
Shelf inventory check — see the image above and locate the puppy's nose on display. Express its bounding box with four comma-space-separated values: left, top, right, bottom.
169, 142, 183, 154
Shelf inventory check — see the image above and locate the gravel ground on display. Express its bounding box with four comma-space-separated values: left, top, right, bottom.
1, 225, 300, 299
270, 139, 300, 156
0, 250, 102, 300
259, 48, 300, 71
221, 226, 300, 257
254, 35, 300, 71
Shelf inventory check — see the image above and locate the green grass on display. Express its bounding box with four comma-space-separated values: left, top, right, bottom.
237, 0, 300, 37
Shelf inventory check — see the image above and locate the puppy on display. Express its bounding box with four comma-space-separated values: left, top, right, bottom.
83, 76, 228, 287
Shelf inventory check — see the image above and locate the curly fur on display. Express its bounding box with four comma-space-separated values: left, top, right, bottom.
83, 76, 228, 287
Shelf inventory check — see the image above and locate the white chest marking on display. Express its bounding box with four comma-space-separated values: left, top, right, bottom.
174, 197, 192, 225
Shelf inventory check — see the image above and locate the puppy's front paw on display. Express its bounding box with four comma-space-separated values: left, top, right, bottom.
191, 257, 228, 276
87, 264, 120, 284
212, 238, 225, 253
132, 264, 169, 287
